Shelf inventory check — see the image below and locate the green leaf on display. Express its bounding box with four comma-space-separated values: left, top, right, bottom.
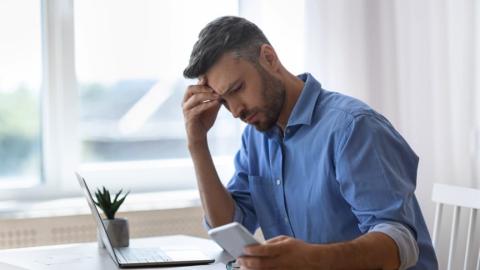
113, 189, 123, 203
93, 186, 129, 220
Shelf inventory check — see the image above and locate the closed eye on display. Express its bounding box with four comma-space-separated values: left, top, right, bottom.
231, 82, 244, 93
219, 81, 243, 111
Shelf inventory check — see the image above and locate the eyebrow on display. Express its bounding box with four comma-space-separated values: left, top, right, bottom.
216, 79, 242, 97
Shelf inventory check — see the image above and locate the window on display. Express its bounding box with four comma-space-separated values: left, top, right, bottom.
0, 0, 306, 200
74, 0, 241, 193
74, 0, 241, 163
0, 0, 43, 188
0, 0, 240, 199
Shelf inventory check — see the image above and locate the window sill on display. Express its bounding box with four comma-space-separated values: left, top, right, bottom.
0, 189, 201, 219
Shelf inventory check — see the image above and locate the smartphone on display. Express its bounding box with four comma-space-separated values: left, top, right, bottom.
208, 222, 262, 258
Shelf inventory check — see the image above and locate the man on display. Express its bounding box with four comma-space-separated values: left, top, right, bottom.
182, 16, 437, 270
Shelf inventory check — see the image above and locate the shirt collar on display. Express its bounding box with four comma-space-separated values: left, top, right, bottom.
264, 73, 322, 139
286, 73, 322, 127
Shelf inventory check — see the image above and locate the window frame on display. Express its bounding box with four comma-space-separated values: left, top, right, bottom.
0, 0, 237, 201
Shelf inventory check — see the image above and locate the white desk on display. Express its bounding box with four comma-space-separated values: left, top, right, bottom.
0, 235, 232, 270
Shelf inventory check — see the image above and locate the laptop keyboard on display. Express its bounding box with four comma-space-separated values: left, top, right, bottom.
116, 248, 172, 263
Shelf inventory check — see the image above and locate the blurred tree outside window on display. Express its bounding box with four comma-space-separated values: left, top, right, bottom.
0, 0, 243, 191
75, 0, 242, 163
0, 0, 42, 185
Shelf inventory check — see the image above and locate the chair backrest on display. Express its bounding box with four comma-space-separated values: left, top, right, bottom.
432, 183, 480, 270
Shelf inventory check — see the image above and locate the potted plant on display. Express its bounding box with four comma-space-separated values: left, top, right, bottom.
94, 186, 130, 248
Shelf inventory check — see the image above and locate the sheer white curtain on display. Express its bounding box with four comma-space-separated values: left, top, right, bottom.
304, 0, 479, 268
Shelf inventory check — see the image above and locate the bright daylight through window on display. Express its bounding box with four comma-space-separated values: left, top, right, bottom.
75, 0, 242, 163
0, 0, 241, 194
0, 0, 42, 188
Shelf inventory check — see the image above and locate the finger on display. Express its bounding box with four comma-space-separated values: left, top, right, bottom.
182, 86, 212, 104
243, 243, 281, 257
182, 92, 219, 111
265, 235, 289, 244
237, 256, 277, 270
185, 98, 220, 117
183, 84, 215, 103
198, 76, 207, 85
244, 236, 291, 256
183, 91, 218, 110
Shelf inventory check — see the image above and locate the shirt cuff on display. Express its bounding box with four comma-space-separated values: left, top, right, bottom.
202, 203, 244, 230
369, 222, 419, 270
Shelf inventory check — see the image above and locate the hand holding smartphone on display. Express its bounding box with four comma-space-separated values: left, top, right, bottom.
208, 222, 262, 259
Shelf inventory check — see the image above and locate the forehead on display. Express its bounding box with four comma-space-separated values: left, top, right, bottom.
205, 53, 251, 95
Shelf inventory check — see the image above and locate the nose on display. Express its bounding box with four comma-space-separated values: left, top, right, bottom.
225, 98, 244, 119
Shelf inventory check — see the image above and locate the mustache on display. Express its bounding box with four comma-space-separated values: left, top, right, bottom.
240, 109, 258, 121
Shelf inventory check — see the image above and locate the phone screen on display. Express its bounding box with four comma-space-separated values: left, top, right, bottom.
208, 222, 260, 258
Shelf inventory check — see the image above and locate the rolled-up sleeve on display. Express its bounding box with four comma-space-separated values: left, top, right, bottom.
370, 222, 419, 269
335, 112, 420, 266
202, 203, 248, 230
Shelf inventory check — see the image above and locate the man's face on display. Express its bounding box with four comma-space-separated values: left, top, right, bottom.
205, 53, 285, 132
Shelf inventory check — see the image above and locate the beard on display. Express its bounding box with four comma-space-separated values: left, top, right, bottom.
244, 65, 286, 132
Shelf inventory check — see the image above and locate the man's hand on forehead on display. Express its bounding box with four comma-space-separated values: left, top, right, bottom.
196, 76, 217, 103
198, 76, 217, 93
198, 76, 207, 85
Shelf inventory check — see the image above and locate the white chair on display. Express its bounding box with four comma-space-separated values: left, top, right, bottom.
432, 183, 480, 270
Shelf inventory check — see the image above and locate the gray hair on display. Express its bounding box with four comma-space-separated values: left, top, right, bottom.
183, 16, 270, 79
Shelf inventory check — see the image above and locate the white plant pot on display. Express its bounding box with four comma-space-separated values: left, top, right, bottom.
97, 217, 130, 248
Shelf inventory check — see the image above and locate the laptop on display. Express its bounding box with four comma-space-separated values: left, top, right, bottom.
76, 172, 215, 268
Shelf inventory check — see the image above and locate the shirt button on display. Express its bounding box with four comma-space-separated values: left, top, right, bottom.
284, 217, 289, 223
276, 179, 281, 185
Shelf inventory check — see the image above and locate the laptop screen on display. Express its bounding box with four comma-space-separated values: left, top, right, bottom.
76, 172, 121, 264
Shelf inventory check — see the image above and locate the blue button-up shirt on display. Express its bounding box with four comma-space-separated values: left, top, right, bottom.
226, 73, 437, 269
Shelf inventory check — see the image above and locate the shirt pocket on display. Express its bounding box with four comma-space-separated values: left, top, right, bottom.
248, 175, 280, 228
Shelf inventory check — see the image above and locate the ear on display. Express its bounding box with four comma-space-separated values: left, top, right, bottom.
259, 44, 280, 73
